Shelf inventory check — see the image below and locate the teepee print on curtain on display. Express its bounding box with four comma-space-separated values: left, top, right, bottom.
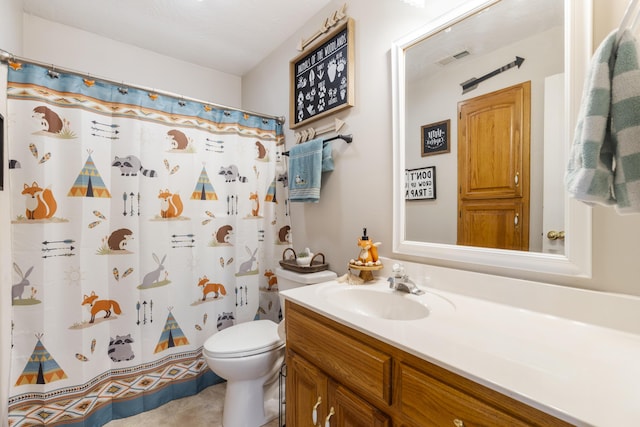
6, 62, 289, 426
15, 334, 68, 386
68, 150, 112, 198
154, 309, 190, 353
192, 165, 218, 200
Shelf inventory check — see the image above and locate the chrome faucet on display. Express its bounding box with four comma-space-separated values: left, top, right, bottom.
388, 263, 424, 295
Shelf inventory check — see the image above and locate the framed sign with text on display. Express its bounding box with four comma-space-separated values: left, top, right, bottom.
289, 18, 355, 129
405, 166, 436, 200
421, 119, 450, 156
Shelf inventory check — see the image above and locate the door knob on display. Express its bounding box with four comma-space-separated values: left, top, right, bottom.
546, 230, 565, 240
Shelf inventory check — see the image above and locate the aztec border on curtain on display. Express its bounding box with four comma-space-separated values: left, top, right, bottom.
6, 62, 290, 426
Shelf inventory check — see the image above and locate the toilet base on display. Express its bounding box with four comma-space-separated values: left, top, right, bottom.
223, 379, 279, 427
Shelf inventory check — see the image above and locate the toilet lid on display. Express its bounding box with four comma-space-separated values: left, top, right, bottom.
203, 320, 284, 358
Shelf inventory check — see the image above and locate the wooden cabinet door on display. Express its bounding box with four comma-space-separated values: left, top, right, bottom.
287, 351, 329, 427
287, 351, 390, 427
399, 363, 530, 427
286, 299, 392, 406
458, 82, 530, 250
328, 380, 390, 427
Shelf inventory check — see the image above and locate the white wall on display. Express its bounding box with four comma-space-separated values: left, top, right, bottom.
0, 0, 23, 54
588, 1, 640, 295
21, 14, 242, 107
243, 0, 640, 297
243, 0, 467, 282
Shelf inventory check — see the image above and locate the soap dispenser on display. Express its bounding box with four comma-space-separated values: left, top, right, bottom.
357, 227, 380, 265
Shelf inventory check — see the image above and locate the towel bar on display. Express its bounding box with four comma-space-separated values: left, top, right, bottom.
282, 134, 352, 156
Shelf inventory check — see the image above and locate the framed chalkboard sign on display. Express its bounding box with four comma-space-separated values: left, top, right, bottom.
421, 119, 450, 156
405, 166, 436, 200
289, 18, 355, 129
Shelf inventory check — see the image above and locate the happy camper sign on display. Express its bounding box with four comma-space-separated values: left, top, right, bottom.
421, 119, 450, 156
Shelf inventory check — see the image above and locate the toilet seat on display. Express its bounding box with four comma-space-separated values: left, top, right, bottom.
203, 320, 284, 359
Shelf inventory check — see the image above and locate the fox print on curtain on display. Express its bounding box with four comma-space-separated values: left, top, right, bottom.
6, 63, 290, 426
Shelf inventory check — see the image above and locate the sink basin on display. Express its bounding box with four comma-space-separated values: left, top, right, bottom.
326, 288, 431, 320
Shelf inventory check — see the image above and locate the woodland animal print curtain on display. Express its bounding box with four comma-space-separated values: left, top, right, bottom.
6, 62, 290, 426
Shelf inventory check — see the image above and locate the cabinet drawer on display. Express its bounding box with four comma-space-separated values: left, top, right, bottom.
399, 363, 529, 427
287, 303, 392, 405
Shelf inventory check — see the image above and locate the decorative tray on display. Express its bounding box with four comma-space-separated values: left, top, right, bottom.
348, 263, 384, 271
279, 248, 329, 273
347, 263, 383, 282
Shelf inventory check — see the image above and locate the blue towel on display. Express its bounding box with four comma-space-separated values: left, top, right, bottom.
289, 138, 323, 202
322, 141, 334, 172
566, 29, 640, 213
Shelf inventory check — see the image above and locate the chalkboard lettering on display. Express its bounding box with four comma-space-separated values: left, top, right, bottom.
290, 18, 355, 129
421, 120, 450, 157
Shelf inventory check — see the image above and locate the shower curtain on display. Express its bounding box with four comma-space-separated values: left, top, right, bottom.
6, 62, 290, 426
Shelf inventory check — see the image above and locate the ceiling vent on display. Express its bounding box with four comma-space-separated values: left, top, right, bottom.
437, 50, 471, 66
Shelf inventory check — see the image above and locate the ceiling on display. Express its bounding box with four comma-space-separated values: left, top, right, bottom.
21, 0, 332, 76
405, 0, 563, 82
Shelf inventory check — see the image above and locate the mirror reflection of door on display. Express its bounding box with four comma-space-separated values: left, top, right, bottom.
457, 81, 531, 250
542, 73, 565, 254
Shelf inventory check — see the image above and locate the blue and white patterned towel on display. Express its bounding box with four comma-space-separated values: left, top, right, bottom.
288, 138, 323, 203
566, 29, 640, 214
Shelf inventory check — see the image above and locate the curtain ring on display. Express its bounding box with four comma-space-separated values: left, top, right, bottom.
47, 65, 60, 79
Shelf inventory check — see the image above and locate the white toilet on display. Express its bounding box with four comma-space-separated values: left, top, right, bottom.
203, 320, 284, 427
202, 267, 336, 427
275, 267, 338, 318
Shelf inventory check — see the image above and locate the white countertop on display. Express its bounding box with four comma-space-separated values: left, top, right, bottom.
281, 269, 640, 427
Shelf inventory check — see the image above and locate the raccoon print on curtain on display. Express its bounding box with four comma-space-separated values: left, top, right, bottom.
6, 62, 290, 426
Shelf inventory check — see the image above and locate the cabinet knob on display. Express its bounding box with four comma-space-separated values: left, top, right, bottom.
324, 406, 335, 427
312, 396, 322, 425
453, 419, 465, 427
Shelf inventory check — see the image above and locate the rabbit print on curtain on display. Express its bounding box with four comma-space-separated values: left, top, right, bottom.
6, 63, 290, 426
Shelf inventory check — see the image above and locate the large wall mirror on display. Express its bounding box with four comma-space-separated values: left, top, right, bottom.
392, 0, 592, 277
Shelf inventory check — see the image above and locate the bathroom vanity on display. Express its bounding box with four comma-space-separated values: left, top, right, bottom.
282, 264, 640, 427
286, 301, 570, 426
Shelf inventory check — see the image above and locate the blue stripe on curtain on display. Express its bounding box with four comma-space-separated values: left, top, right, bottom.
8, 63, 280, 132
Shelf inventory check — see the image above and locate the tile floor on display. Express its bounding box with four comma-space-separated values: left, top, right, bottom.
104, 382, 281, 427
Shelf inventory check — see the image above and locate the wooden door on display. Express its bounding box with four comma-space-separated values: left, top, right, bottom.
458, 200, 523, 250
457, 82, 530, 250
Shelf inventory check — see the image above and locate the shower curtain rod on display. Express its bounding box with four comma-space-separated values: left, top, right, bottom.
0, 49, 286, 125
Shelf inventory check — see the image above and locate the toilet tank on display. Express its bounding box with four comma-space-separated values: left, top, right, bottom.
275, 267, 337, 316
